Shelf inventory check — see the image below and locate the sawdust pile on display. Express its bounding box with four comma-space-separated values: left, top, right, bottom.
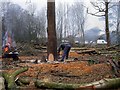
18, 61, 113, 84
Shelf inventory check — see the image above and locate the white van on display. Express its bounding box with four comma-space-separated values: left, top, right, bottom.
97, 39, 107, 44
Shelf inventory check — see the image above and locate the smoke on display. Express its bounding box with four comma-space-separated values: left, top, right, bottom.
2, 2, 18, 48
84, 27, 102, 42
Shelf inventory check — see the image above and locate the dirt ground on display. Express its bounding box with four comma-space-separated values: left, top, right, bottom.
18, 61, 113, 84
1, 45, 120, 89
2, 52, 119, 83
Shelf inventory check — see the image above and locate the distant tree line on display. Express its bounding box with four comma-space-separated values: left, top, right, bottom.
1, 0, 120, 47
1, 2, 46, 44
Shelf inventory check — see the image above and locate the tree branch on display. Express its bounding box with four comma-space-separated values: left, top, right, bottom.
87, 8, 105, 17
91, 2, 102, 11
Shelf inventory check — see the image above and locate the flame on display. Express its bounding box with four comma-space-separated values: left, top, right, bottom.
4, 46, 9, 52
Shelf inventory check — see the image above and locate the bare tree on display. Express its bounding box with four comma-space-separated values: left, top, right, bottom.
117, 1, 120, 44
36, 9, 47, 44
56, 1, 85, 46
69, 1, 85, 46
87, 0, 111, 46
56, 2, 64, 44
0, 24, 1, 54
47, 0, 57, 61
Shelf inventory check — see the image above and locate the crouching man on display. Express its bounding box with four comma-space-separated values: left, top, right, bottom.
57, 43, 71, 62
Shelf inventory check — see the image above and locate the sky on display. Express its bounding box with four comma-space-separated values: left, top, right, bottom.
7, 0, 105, 32
84, 0, 104, 31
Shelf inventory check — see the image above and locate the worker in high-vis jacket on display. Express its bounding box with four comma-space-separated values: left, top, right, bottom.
57, 43, 71, 62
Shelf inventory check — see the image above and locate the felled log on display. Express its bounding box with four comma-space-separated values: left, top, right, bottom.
74, 58, 99, 65
108, 60, 120, 77
104, 44, 120, 50
16, 77, 82, 89
89, 78, 120, 89
16, 76, 120, 89
35, 78, 120, 89
35, 80, 81, 89
76, 49, 99, 55
2, 66, 28, 90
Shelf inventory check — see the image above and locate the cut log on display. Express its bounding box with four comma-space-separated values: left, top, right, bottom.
91, 78, 120, 89
35, 80, 81, 89
2, 66, 28, 89
16, 76, 120, 89
76, 49, 99, 55
78, 78, 120, 89
104, 44, 120, 50
35, 78, 120, 89
108, 60, 120, 77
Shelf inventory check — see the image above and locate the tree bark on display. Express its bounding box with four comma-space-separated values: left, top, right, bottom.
47, 0, 57, 61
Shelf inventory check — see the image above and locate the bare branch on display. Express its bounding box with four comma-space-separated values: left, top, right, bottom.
87, 8, 105, 17
88, 13, 105, 17
90, 2, 106, 12
90, 2, 102, 11
100, 2, 105, 5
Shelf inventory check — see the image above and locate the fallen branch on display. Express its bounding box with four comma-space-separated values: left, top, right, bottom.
2, 66, 28, 89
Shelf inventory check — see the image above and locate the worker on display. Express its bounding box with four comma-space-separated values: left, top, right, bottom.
57, 43, 71, 62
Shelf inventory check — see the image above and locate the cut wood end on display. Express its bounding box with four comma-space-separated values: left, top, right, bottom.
48, 53, 54, 61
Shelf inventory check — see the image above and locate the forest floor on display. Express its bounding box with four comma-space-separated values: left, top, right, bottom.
1, 44, 120, 89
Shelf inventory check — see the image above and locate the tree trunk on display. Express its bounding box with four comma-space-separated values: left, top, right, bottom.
47, 0, 57, 61
105, 1, 110, 46
117, 1, 120, 45
0, 16, 2, 55
59, 17, 63, 44
2, 66, 28, 89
